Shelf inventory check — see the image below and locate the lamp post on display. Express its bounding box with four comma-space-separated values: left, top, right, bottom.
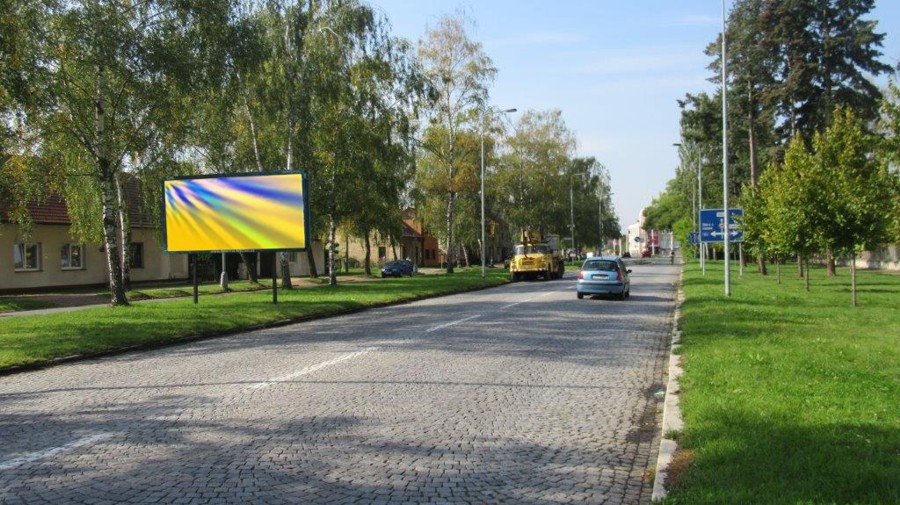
569, 172, 589, 258
722, 0, 731, 296
698, 154, 705, 275
570, 177, 575, 255
481, 107, 516, 278
674, 142, 706, 274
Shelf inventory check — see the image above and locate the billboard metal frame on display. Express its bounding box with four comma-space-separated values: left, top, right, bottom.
161, 171, 310, 255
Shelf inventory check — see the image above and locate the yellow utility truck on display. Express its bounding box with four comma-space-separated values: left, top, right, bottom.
509, 231, 565, 281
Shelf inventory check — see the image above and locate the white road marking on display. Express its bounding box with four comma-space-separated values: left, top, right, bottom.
425, 314, 482, 333
249, 347, 379, 389
0, 432, 117, 471
501, 290, 558, 309
501, 300, 531, 309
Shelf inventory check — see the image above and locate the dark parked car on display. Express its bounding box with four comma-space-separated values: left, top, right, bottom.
381, 260, 414, 278
576, 256, 631, 300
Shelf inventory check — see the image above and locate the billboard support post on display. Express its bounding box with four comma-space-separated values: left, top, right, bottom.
192, 255, 199, 304
272, 253, 278, 305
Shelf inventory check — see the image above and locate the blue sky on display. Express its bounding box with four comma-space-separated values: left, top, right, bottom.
371, 0, 900, 231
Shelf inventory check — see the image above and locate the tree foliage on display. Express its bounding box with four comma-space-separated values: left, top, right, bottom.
416, 13, 495, 272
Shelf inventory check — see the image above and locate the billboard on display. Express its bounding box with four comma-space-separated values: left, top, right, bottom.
162, 172, 309, 253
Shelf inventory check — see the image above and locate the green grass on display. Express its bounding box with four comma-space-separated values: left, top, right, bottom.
0, 268, 508, 371
126, 280, 270, 300
663, 261, 899, 505
0, 299, 57, 313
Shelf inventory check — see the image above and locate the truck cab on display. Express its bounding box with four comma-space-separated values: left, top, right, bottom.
509, 233, 565, 281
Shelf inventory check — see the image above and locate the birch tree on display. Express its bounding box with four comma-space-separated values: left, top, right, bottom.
417, 13, 495, 273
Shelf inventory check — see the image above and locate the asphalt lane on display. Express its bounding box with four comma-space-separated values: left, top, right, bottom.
0, 261, 680, 504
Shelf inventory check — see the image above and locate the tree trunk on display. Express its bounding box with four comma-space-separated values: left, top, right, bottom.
804, 257, 810, 292
445, 190, 455, 274
364, 231, 372, 276
850, 252, 857, 307
328, 215, 337, 286
747, 89, 767, 277
96, 65, 127, 306
280, 252, 292, 289
826, 248, 836, 277
306, 248, 318, 278
101, 164, 127, 306
776, 256, 782, 285
344, 232, 349, 273
116, 172, 132, 292
240, 252, 258, 283
237, 71, 264, 173
797, 256, 804, 278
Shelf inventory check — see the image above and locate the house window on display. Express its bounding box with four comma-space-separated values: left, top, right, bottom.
129, 243, 144, 268
13, 243, 41, 271
377, 246, 386, 260
60, 243, 84, 269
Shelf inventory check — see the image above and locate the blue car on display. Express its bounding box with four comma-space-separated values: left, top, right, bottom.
381, 260, 414, 278
576, 256, 631, 300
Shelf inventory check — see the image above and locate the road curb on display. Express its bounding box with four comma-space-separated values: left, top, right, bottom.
651, 271, 685, 502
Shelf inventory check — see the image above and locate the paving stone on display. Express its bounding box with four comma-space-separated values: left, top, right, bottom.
0, 265, 678, 504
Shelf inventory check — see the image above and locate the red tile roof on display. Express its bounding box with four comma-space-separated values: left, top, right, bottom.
1, 176, 155, 228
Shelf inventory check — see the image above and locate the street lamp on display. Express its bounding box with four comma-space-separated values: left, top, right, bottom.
722, 0, 731, 296
481, 107, 516, 278
599, 190, 612, 255
569, 172, 589, 258
674, 142, 706, 274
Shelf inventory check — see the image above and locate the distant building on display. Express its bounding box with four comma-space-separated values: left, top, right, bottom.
344, 209, 443, 268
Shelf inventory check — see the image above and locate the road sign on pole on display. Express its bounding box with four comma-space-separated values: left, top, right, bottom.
700, 208, 743, 243
688, 232, 699, 245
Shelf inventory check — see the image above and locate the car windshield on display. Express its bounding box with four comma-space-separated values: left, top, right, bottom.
583, 260, 618, 272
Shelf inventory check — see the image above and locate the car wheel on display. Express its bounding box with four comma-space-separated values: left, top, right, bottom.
619, 291, 627, 301
577, 292, 584, 300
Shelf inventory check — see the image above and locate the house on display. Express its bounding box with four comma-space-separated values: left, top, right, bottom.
1, 190, 189, 293
344, 209, 443, 268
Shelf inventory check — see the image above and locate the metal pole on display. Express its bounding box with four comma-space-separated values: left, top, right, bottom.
272, 253, 278, 304
480, 107, 516, 278
192, 254, 198, 304
699, 156, 705, 275
598, 192, 603, 255
722, 0, 731, 296
570, 177, 576, 256
480, 112, 486, 279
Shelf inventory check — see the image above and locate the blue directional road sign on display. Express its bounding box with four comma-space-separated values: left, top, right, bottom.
700, 208, 744, 243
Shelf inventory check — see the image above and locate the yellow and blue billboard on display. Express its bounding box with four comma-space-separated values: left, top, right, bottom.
162, 172, 309, 253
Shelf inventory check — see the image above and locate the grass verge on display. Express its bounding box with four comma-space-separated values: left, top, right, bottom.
0, 299, 57, 313
0, 268, 508, 372
662, 260, 899, 505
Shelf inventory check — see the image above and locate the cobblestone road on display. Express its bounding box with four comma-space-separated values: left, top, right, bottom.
0, 262, 679, 504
